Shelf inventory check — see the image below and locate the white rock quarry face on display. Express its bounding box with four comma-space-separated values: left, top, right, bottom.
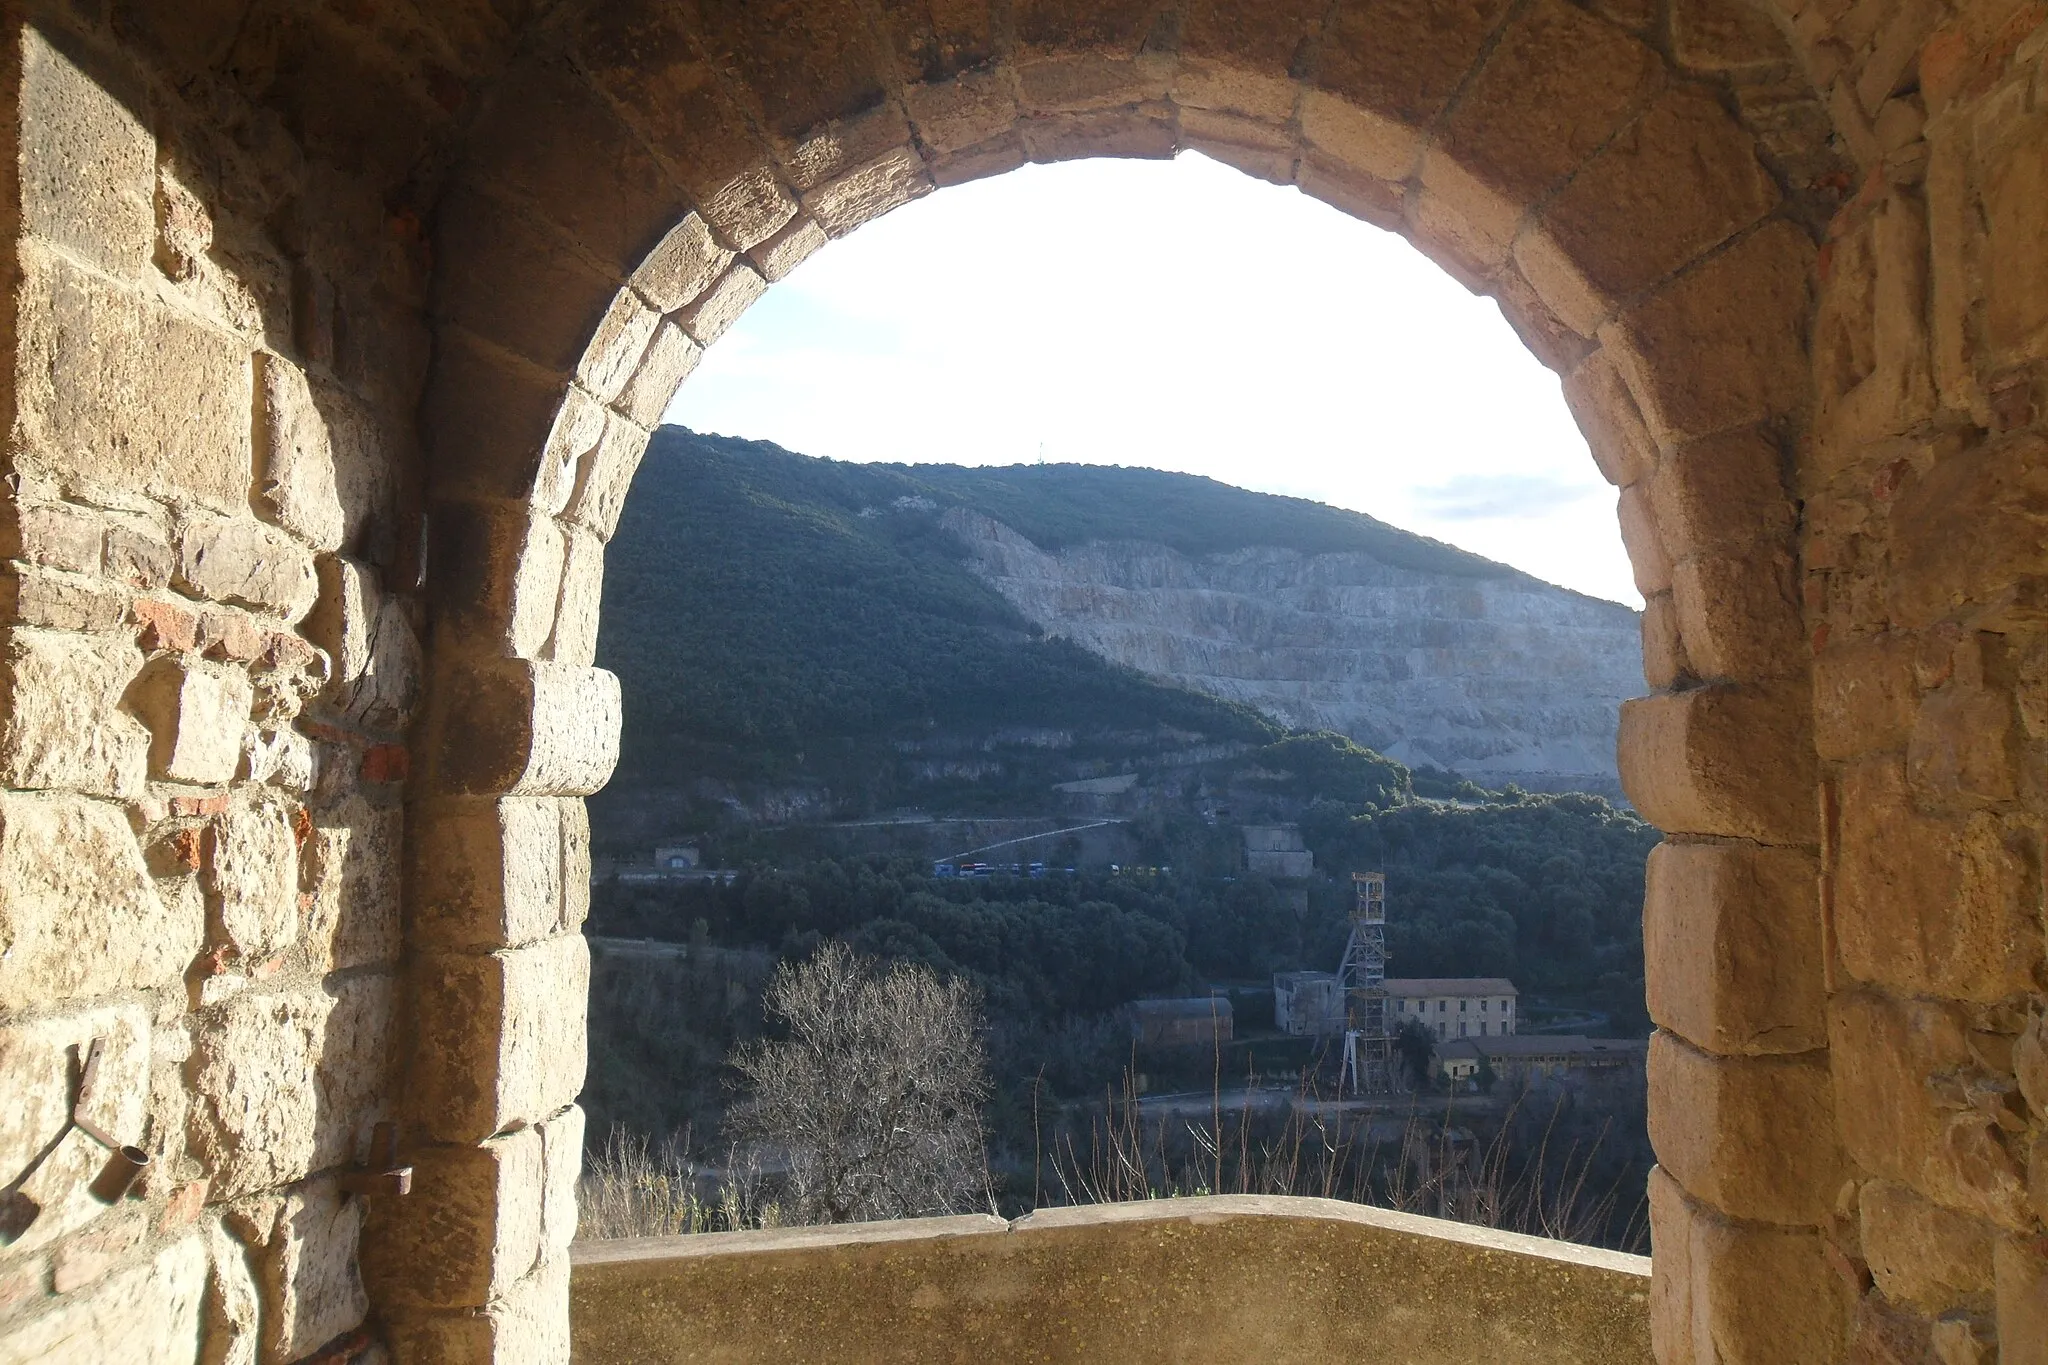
942, 509, 1644, 792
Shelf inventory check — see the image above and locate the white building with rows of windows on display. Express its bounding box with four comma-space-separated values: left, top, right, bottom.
1272, 974, 1518, 1040
1387, 978, 1518, 1040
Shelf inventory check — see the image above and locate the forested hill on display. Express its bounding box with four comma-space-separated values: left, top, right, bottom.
593, 427, 1636, 832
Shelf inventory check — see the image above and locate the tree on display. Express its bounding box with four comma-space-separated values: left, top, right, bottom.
1395, 1018, 1437, 1091
1475, 1054, 1498, 1095
725, 941, 991, 1224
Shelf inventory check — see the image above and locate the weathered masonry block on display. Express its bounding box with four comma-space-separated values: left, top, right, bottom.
0, 0, 2045, 1360
130, 657, 252, 784
224, 1177, 372, 1365
202, 786, 303, 964
365, 1105, 580, 1320
422, 660, 622, 798
0, 793, 191, 1010
0, 627, 148, 798
1832, 757, 2041, 1004
411, 798, 591, 951
0, 1237, 207, 1365
406, 937, 591, 1146
1644, 840, 1824, 1056
1647, 1032, 1844, 1225
1618, 685, 1817, 843
184, 977, 398, 1202
1649, 1168, 1848, 1364
0, 1005, 150, 1258
15, 245, 254, 515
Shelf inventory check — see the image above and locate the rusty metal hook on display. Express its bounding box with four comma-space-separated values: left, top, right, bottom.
338, 1121, 413, 1200
0, 1034, 149, 1235
72, 1036, 150, 1203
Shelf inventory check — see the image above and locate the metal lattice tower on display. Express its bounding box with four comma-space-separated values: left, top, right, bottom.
1339, 871, 1396, 1095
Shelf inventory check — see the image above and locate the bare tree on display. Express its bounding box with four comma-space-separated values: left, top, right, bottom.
726, 942, 991, 1224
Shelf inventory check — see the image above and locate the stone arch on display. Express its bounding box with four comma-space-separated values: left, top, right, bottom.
0, 0, 2041, 1360
402, 0, 1837, 1357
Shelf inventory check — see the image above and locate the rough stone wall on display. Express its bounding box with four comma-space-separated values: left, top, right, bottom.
1792, 0, 2048, 1356
0, 0, 2042, 1362
0, 6, 436, 1364
1639, 0, 2048, 1360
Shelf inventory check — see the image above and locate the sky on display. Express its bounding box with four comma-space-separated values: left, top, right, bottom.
665, 151, 1637, 607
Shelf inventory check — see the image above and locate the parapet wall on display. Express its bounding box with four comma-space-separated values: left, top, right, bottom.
570, 1196, 1655, 1364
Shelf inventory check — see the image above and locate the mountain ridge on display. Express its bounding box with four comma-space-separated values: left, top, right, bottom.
941, 503, 1641, 792
591, 428, 1641, 835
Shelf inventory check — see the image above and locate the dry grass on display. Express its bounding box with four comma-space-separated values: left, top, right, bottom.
575, 1127, 785, 1241
577, 1070, 1647, 1253
1036, 1070, 1647, 1252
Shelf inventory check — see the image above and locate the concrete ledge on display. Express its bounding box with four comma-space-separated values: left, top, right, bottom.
570, 1194, 1652, 1363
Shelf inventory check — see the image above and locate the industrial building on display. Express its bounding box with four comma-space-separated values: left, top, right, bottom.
1435, 1035, 1646, 1089
1387, 978, 1519, 1040
1272, 971, 1344, 1037
1274, 973, 1519, 1041
1126, 997, 1234, 1049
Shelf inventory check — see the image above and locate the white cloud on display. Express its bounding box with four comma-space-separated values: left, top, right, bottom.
1410, 473, 1603, 521
668, 152, 1637, 606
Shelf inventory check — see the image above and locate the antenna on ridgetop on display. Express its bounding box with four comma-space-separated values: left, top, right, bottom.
1036, 441, 1046, 465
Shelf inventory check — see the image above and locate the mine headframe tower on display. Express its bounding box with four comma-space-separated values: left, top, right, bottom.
1339, 870, 1396, 1095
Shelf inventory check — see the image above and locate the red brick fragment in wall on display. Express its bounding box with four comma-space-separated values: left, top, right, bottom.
263, 630, 321, 672
158, 1179, 209, 1232
299, 719, 356, 745
134, 597, 200, 653
360, 743, 409, 783
170, 792, 230, 818
166, 827, 204, 870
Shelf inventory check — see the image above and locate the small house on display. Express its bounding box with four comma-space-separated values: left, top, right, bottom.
654, 844, 701, 871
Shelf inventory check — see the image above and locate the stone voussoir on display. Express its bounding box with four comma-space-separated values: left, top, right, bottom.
406, 935, 590, 1145
1648, 1030, 1845, 1226
1645, 839, 1826, 1056
1619, 684, 1819, 843
422, 657, 622, 799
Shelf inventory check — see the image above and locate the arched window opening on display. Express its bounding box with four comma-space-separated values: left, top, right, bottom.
577, 151, 1658, 1254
